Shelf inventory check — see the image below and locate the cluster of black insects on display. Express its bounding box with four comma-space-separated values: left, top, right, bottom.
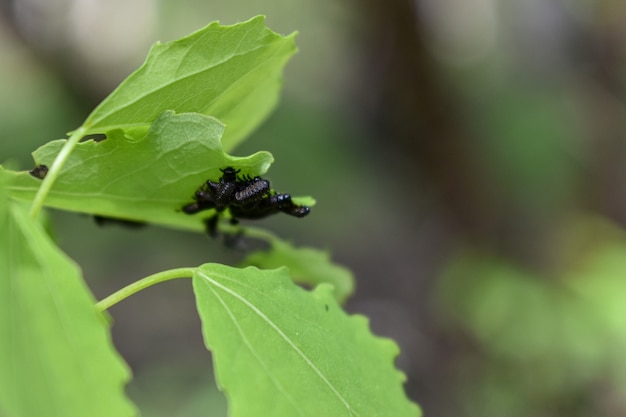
28, 164, 310, 240
182, 167, 310, 237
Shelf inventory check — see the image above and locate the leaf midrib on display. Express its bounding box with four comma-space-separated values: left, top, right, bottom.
88, 40, 284, 130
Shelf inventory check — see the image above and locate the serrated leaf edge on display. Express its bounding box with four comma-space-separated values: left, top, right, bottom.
83, 16, 296, 134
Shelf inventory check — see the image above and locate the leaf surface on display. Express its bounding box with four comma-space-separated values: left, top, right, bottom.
7, 111, 273, 231
242, 239, 354, 303
193, 264, 420, 417
81, 16, 296, 151
0, 177, 136, 417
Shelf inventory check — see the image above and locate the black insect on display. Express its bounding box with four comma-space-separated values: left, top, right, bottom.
182, 167, 310, 237
29, 165, 49, 180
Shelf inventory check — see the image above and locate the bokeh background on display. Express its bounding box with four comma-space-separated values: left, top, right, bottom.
2, 0, 626, 416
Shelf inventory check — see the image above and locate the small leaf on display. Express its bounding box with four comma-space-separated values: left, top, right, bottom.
81, 16, 296, 151
193, 264, 420, 417
7, 111, 273, 231
242, 239, 354, 303
0, 178, 136, 417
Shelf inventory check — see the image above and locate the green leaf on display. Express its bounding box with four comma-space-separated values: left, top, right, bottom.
242, 239, 354, 303
7, 111, 273, 231
81, 16, 296, 151
0, 180, 136, 417
193, 264, 420, 417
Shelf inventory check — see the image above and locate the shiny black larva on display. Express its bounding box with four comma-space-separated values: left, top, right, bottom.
182, 167, 310, 237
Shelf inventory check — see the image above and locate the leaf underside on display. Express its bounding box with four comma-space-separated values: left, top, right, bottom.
193, 264, 420, 417
82, 15, 297, 152
7, 111, 274, 231
5, 17, 304, 232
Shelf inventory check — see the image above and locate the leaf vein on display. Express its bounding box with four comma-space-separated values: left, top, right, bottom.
91, 43, 275, 128
197, 271, 359, 416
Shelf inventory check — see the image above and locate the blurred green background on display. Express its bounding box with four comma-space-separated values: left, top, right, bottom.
2, 0, 626, 416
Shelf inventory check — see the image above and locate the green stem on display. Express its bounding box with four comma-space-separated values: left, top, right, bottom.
29, 126, 88, 219
96, 267, 196, 312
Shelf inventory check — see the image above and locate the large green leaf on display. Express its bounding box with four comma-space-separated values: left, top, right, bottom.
7, 111, 273, 231
0, 180, 136, 417
193, 264, 420, 417
81, 16, 296, 151
242, 239, 354, 303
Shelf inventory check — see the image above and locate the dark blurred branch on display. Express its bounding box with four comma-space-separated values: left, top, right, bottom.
580, 13, 626, 228
355, 2, 487, 415
358, 0, 490, 238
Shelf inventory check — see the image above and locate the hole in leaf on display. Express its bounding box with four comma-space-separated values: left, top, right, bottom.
80, 133, 107, 143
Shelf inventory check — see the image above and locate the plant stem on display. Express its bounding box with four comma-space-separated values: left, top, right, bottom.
29, 126, 88, 219
96, 267, 196, 312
